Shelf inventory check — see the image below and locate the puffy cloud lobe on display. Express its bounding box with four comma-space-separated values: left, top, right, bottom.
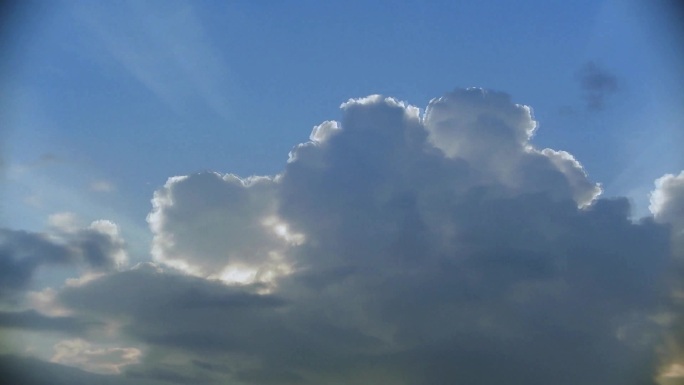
424, 88, 537, 157
651, 171, 684, 239
423, 89, 601, 206
76, 220, 128, 269
650, 171, 684, 267
650, 171, 684, 384
309, 120, 341, 144
147, 173, 292, 281
22, 89, 679, 384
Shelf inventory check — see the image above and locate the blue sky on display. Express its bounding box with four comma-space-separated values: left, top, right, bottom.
1, 1, 684, 384
3, 0, 682, 238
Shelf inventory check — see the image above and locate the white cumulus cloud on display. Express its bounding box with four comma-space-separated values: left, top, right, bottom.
3, 89, 682, 385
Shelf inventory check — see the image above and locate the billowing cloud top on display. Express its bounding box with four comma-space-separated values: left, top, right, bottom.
2, 88, 682, 385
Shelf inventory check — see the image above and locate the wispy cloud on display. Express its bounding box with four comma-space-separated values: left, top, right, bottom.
51, 339, 141, 375
89, 180, 115, 193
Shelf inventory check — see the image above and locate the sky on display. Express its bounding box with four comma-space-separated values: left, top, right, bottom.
1, 0, 683, 384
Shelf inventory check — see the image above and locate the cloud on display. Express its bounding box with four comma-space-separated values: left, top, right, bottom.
0, 215, 127, 300
650, 171, 684, 384
423, 89, 601, 205
651, 171, 684, 237
5, 88, 682, 384
0, 310, 94, 334
90, 180, 115, 193
125, 364, 215, 384
147, 173, 294, 284
0, 354, 145, 385
576, 61, 619, 111
51, 339, 141, 375
10, 153, 64, 174
55, 263, 306, 383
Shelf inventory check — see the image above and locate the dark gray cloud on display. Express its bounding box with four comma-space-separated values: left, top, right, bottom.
0, 354, 161, 385
125, 364, 215, 385
5, 89, 682, 384
0, 309, 95, 334
576, 61, 619, 111
0, 229, 71, 295
0, 220, 126, 300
